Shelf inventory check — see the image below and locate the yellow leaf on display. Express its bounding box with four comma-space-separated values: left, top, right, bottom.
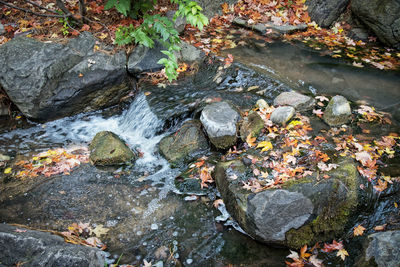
287, 120, 303, 129
98, 32, 108, 39
257, 141, 273, 152
92, 224, 109, 237
4, 167, 12, 174
353, 224, 366, 236
246, 134, 257, 147
337, 249, 349, 260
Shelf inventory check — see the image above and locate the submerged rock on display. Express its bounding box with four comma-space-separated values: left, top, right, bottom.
0, 32, 131, 121
0, 224, 105, 267
200, 102, 241, 149
89, 131, 136, 166
233, 17, 307, 35
352, 0, 400, 49
273, 91, 315, 111
176, 41, 205, 63
270, 106, 295, 125
240, 112, 264, 141
159, 120, 209, 166
323, 95, 351, 126
214, 158, 360, 248
356, 230, 400, 267
306, 0, 349, 27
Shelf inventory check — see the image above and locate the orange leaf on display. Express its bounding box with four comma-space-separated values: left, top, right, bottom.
353, 224, 366, 236
81, 24, 90, 31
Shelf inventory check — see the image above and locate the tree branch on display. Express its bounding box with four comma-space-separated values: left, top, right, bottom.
0, 0, 69, 18
24, 0, 59, 14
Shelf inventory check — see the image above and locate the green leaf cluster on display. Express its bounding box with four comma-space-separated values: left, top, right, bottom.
105, 0, 209, 81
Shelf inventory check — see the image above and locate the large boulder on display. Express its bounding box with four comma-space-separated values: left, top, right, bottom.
200, 102, 241, 149
323, 95, 351, 126
0, 223, 106, 267
0, 32, 131, 121
159, 120, 209, 166
352, 0, 400, 49
214, 158, 360, 248
306, 0, 349, 27
89, 131, 136, 166
356, 230, 400, 267
273, 91, 315, 111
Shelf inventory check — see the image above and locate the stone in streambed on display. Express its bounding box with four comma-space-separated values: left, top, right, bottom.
240, 112, 264, 141
200, 102, 241, 149
89, 131, 136, 166
270, 106, 295, 125
323, 95, 351, 126
274, 91, 315, 111
159, 120, 209, 166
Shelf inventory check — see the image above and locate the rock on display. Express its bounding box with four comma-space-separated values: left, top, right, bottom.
214, 158, 360, 248
176, 41, 204, 63
159, 120, 209, 166
0, 32, 131, 121
270, 106, 295, 125
166, 10, 187, 34
200, 102, 241, 149
0, 223, 106, 267
273, 91, 315, 111
0, 153, 11, 161
240, 112, 264, 141
194, 0, 237, 19
233, 17, 307, 35
306, 0, 349, 27
89, 131, 136, 166
356, 230, 400, 267
323, 95, 351, 126
0, 102, 8, 116
352, 0, 400, 49
127, 41, 166, 75
0, 23, 4, 35
256, 99, 269, 110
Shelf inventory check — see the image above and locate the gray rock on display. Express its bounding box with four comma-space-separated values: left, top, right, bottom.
176, 41, 204, 63
159, 120, 209, 166
166, 10, 187, 34
323, 95, 351, 126
0, 23, 5, 35
306, 0, 349, 27
233, 17, 307, 35
352, 0, 400, 49
89, 131, 136, 166
240, 112, 264, 141
247, 189, 313, 242
200, 102, 240, 149
0, 223, 106, 267
194, 0, 237, 19
127, 41, 166, 75
0, 32, 131, 121
256, 99, 269, 110
270, 106, 295, 125
214, 158, 360, 248
274, 91, 315, 111
357, 230, 400, 267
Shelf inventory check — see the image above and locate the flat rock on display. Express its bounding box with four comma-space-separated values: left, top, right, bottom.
200, 102, 240, 149
0, 223, 106, 267
0, 32, 131, 121
270, 106, 295, 125
274, 91, 315, 111
323, 95, 351, 126
233, 17, 307, 35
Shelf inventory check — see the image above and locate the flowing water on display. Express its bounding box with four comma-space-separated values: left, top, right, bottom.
1, 41, 400, 266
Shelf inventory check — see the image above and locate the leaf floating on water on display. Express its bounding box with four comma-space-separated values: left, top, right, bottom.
336, 249, 349, 261
353, 224, 366, 236
92, 224, 109, 237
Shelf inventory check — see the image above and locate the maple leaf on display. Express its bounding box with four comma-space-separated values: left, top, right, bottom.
322, 240, 343, 252
309, 255, 323, 267
92, 224, 109, 237
353, 224, 366, 236
355, 151, 372, 165
143, 259, 152, 267
300, 245, 311, 259
313, 109, 323, 118
336, 249, 349, 261
246, 134, 257, 147
286, 250, 299, 260
213, 199, 224, 208
81, 24, 90, 31
257, 141, 273, 152
373, 179, 388, 192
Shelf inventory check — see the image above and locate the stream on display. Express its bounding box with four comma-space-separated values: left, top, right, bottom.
0, 40, 399, 266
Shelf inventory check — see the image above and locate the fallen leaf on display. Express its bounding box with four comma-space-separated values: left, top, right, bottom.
309, 255, 323, 267
213, 199, 224, 208
257, 141, 273, 152
337, 248, 349, 261
4, 167, 12, 174
353, 224, 366, 236
91, 224, 109, 237
14, 228, 27, 233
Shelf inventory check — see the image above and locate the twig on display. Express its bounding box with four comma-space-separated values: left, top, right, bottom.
24, 0, 59, 14
0, 0, 69, 18
56, 0, 82, 24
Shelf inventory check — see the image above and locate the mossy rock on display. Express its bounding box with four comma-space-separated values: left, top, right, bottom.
89, 131, 136, 166
240, 112, 264, 142
214, 158, 361, 248
159, 120, 209, 167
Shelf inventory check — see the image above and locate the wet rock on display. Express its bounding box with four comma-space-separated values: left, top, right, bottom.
176, 41, 204, 63
233, 17, 307, 35
0, 23, 4, 35
214, 158, 360, 248
0, 32, 131, 121
159, 120, 209, 166
256, 99, 269, 110
356, 230, 400, 267
89, 131, 136, 166
0, 223, 106, 267
240, 112, 264, 141
352, 0, 400, 49
306, 0, 349, 27
273, 91, 315, 111
200, 102, 241, 149
127, 41, 165, 75
166, 10, 187, 34
270, 106, 295, 125
0, 102, 8, 116
323, 95, 351, 126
